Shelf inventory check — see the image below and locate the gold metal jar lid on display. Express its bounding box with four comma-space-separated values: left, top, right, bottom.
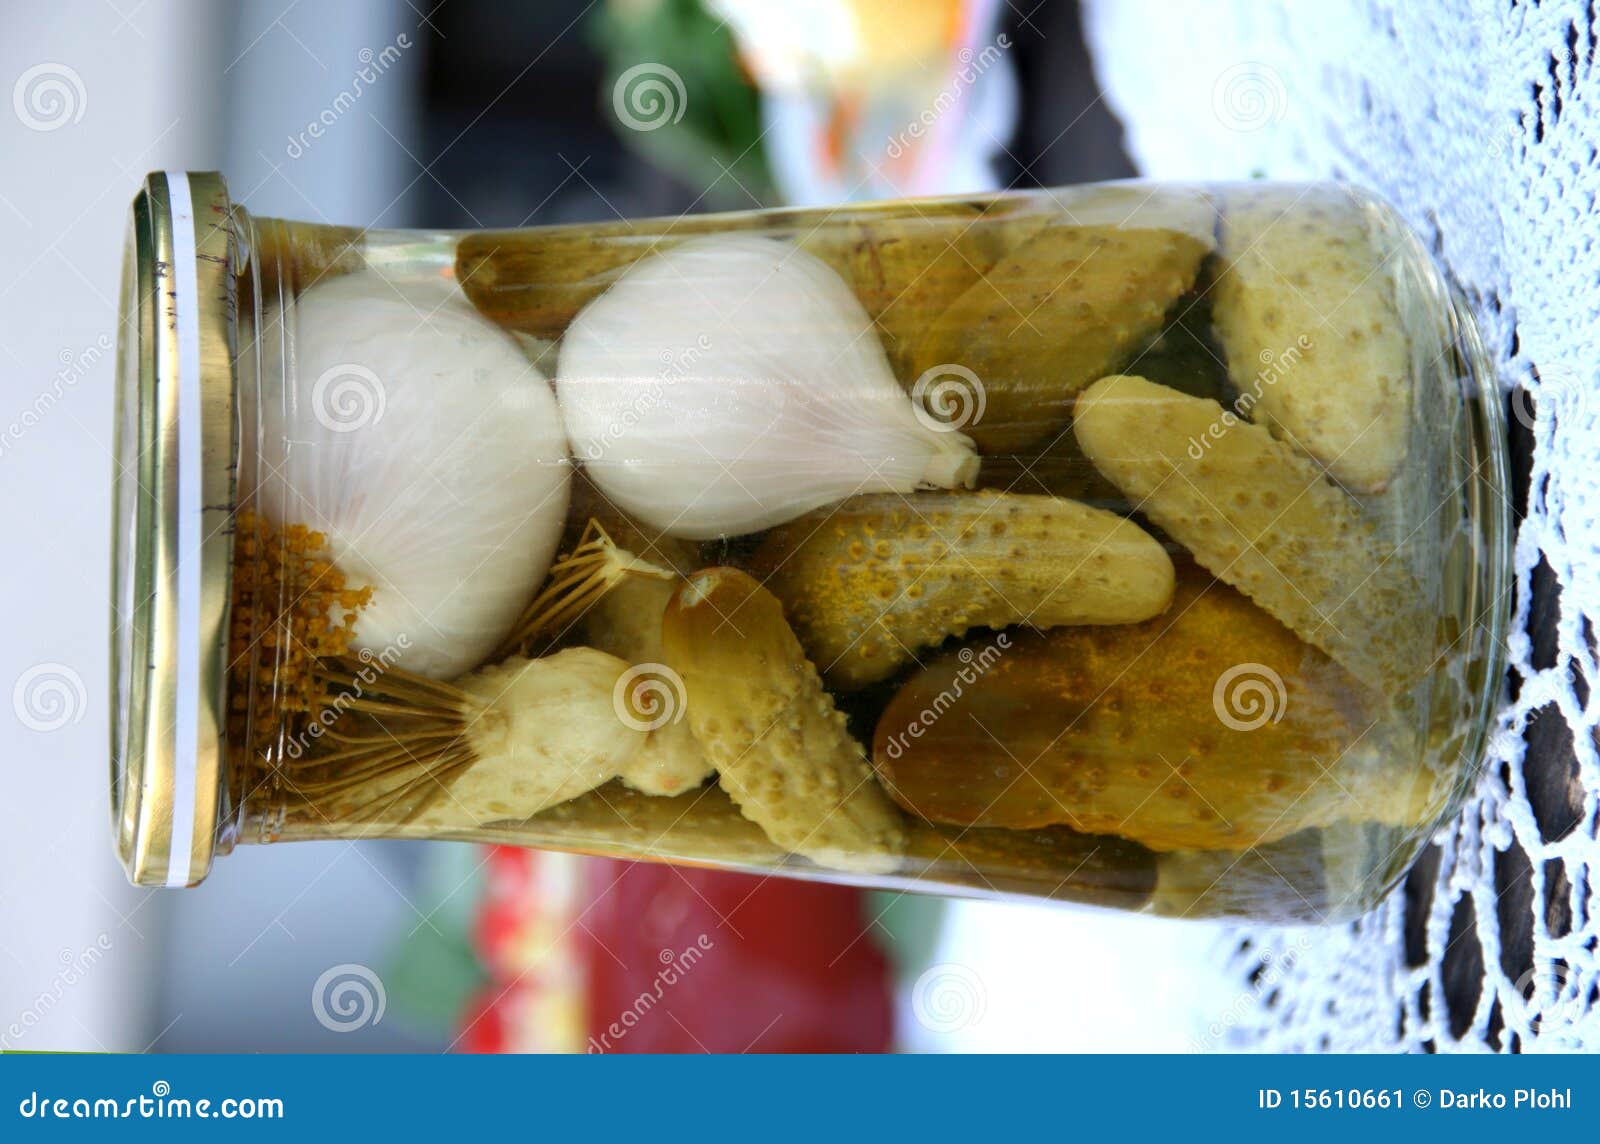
111, 172, 237, 887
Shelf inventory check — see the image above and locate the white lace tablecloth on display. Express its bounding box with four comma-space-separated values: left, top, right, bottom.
1084, 0, 1599, 1052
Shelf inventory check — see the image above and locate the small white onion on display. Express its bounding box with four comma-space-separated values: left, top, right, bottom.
251, 269, 571, 678
556, 235, 978, 540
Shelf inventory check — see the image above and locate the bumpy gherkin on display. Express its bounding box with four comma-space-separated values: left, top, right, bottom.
1211, 185, 1411, 493
661, 568, 907, 873
750, 489, 1174, 689
912, 189, 1215, 454
873, 569, 1425, 852
1073, 374, 1427, 698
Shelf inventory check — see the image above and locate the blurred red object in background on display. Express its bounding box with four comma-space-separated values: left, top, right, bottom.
461, 848, 893, 1053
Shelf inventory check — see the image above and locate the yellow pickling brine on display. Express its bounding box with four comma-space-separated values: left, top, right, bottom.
111, 173, 1507, 921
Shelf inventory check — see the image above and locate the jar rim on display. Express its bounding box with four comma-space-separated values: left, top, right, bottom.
110, 171, 237, 887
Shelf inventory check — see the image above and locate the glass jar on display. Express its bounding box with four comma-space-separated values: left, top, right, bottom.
112, 171, 1508, 921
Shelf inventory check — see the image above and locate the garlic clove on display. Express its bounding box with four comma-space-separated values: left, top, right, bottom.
556, 234, 979, 540
584, 574, 715, 798
250, 269, 572, 678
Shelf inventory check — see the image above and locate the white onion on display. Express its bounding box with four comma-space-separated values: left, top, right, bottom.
556, 235, 978, 540
250, 269, 571, 678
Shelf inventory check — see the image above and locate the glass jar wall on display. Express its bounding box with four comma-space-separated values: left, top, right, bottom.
113, 172, 1508, 920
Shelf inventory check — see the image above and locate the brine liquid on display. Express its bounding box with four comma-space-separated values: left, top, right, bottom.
225, 183, 1503, 922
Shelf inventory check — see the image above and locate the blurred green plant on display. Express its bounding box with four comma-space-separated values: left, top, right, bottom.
593, 0, 775, 208
382, 845, 486, 1039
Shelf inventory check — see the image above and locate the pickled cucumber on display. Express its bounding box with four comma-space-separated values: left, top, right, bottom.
661, 568, 907, 872
1073, 374, 1425, 696
750, 490, 1174, 689
872, 569, 1416, 851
